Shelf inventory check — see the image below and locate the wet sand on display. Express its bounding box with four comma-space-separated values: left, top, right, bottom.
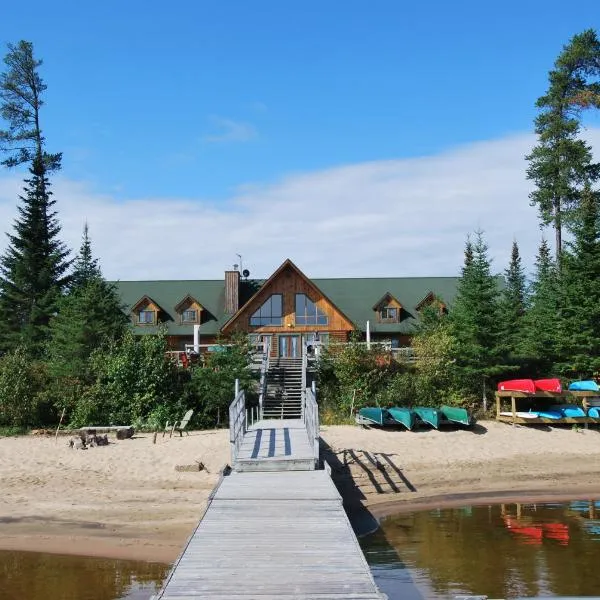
1, 421, 600, 562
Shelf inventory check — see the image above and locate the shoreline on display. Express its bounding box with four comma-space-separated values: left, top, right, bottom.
2, 421, 600, 563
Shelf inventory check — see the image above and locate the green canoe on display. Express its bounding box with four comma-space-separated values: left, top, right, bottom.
440, 405, 473, 427
356, 407, 389, 426
387, 407, 417, 430
413, 406, 442, 429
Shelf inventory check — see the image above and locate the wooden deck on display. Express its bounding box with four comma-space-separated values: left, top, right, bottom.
234, 418, 317, 472
155, 470, 384, 599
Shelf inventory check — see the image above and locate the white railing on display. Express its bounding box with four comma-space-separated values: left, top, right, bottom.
301, 340, 308, 420
303, 382, 320, 464
229, 382, 246, 464
257, 337, 271, 420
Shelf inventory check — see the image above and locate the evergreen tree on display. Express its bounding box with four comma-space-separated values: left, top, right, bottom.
0, 157, 71, 354
449, 231, 503, 395
520, 239, 560, 372
498, 241, 527, 358
526, 29, 600, 260
47, 226, 127, 379
555, 184, 600, 377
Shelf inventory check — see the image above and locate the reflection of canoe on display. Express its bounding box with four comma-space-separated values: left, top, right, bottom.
497, 379, 536, 393
569, 380, 599, 392
440, 405, 473, 426
543, 522, 569, 545
550, 404, 586, 418
413, 407, 442, 429
356, 407, 389, 426
387, 407, 416, 430
534, 378, 562, 393
503, 516, 543, 545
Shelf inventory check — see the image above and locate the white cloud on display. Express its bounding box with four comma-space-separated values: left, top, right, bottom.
203, 116, 257, 143
1, 129, 599, 281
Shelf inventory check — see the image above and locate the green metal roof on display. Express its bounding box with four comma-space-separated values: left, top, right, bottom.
114, 276, 460, 337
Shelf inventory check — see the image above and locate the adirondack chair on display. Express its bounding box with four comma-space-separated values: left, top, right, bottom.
164, 409, 194, 438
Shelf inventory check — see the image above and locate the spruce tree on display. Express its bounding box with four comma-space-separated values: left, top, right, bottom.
555, 184, 600, 377
520, 239, 560, 372
526, 29, 600, 261
0, 156, 70, 354
449, 231, 503, 395
47, 226, 127, 379
498, 241, 527, 358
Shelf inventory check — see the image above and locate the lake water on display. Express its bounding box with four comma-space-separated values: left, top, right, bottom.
360, 500, 600, 599
3, 500, 600, 599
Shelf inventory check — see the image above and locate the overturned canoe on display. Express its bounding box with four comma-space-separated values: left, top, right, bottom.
550, 404, 586, 418
413, 406, 442, 429
387, 407, 417, 430
529, 409, 563, 420
534, 378, 562, 393
440, 405, 473, 426
569, 380, 600, 392
356, 407, 389, 426
497, 379, 536, 394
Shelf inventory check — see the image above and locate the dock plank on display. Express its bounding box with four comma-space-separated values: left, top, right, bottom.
155, 470, 384, 599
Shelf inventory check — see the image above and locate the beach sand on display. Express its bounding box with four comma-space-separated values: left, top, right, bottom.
1, 421, 600, 563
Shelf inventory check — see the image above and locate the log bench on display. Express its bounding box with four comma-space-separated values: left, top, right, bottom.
78, 426, 134, 440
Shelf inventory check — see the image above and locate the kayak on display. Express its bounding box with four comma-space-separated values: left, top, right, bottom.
387, 407, 417, 430
569, 380, 600, 392
550, 404, 586, 418
534, 378, 562, 393
497, 379, 536, 394
439, 405, 473, 426
529, 409, 563, 420
413, 406, 442, 429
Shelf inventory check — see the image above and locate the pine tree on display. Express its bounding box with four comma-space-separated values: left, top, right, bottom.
47, 226, 127, 379
526, 29, 600, 261
0, 156, 71, 354
555, 184, 600, 377
520, 239, 560, 372
498, 241, 527, 358
449, 231, 503, 395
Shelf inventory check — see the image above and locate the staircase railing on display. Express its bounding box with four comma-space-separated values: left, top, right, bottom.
301, 340, 308, 420
257, 337, 271, 420
229, 380, 246, 464
303, 381, 319, 464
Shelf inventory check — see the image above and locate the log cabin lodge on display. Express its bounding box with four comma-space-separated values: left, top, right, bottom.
115, 259, 459, 358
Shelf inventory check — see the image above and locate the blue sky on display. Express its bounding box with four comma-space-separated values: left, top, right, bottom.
0, 1, 599, 279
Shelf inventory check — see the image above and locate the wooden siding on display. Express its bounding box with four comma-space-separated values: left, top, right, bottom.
225, 270, 240, 314
224, 263, 355, 336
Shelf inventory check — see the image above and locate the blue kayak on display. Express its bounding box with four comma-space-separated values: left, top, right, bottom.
550, 405, 586, 418
569, 380, 600, 392
530, 409, 563, 420
588, 407, 600, 419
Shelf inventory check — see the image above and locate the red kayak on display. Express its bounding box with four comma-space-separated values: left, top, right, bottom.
534, 378, 562, 393
497, 379, 536, 394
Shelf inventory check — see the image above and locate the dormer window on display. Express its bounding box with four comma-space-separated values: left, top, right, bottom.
182, 309, 198, 323
138, 310, 155, 324
380, 307, 398, 321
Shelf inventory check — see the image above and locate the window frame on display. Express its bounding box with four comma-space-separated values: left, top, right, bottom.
138, 309, 155, 324
295, 293, 328, 326
182, 309, 198, 323
380, 306, 399, 322
250, 294, 284, 327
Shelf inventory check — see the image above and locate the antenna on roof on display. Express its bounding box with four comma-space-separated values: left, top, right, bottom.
236, 253, 243, 274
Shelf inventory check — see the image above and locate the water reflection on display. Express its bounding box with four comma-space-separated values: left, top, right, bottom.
0, 549, 169, 600
361, 500, 600, 599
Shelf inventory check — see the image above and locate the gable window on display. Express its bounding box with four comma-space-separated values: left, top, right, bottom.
182, 309, 198, 323
380, 307, 398, 321
295, 294, 328, 326
138, 310, 155, 324
250, 294, 283, 326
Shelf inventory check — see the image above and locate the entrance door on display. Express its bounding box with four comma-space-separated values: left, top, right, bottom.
279, 335, 300, 358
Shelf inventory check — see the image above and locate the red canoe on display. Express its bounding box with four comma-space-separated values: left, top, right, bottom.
534, 378, 562, 393
497, 379, 536, 394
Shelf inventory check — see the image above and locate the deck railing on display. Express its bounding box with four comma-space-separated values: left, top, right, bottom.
304, 382, 320, 464
301, 340, 308, 420
229, 383, 246, 464
257, 337, 271, 420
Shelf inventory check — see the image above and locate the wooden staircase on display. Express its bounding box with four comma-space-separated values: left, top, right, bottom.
262, 357, 303, 419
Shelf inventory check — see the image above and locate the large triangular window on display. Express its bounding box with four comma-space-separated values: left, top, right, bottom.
295, 294, 328, 325
250, 294, 283, 326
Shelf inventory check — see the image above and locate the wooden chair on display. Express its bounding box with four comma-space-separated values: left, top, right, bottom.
164, 409, 194, 438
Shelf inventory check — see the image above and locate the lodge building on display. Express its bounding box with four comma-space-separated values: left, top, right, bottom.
115, 259, 458, 357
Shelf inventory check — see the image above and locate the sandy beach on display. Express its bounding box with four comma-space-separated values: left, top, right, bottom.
1, 421, 600, 563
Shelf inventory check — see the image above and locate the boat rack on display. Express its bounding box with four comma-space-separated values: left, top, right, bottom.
495, 390, 600, 425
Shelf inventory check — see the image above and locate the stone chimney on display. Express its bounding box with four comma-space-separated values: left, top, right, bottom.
224, 268, 240, 314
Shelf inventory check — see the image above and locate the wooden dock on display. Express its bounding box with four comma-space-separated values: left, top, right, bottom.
155, 469, 384, 599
